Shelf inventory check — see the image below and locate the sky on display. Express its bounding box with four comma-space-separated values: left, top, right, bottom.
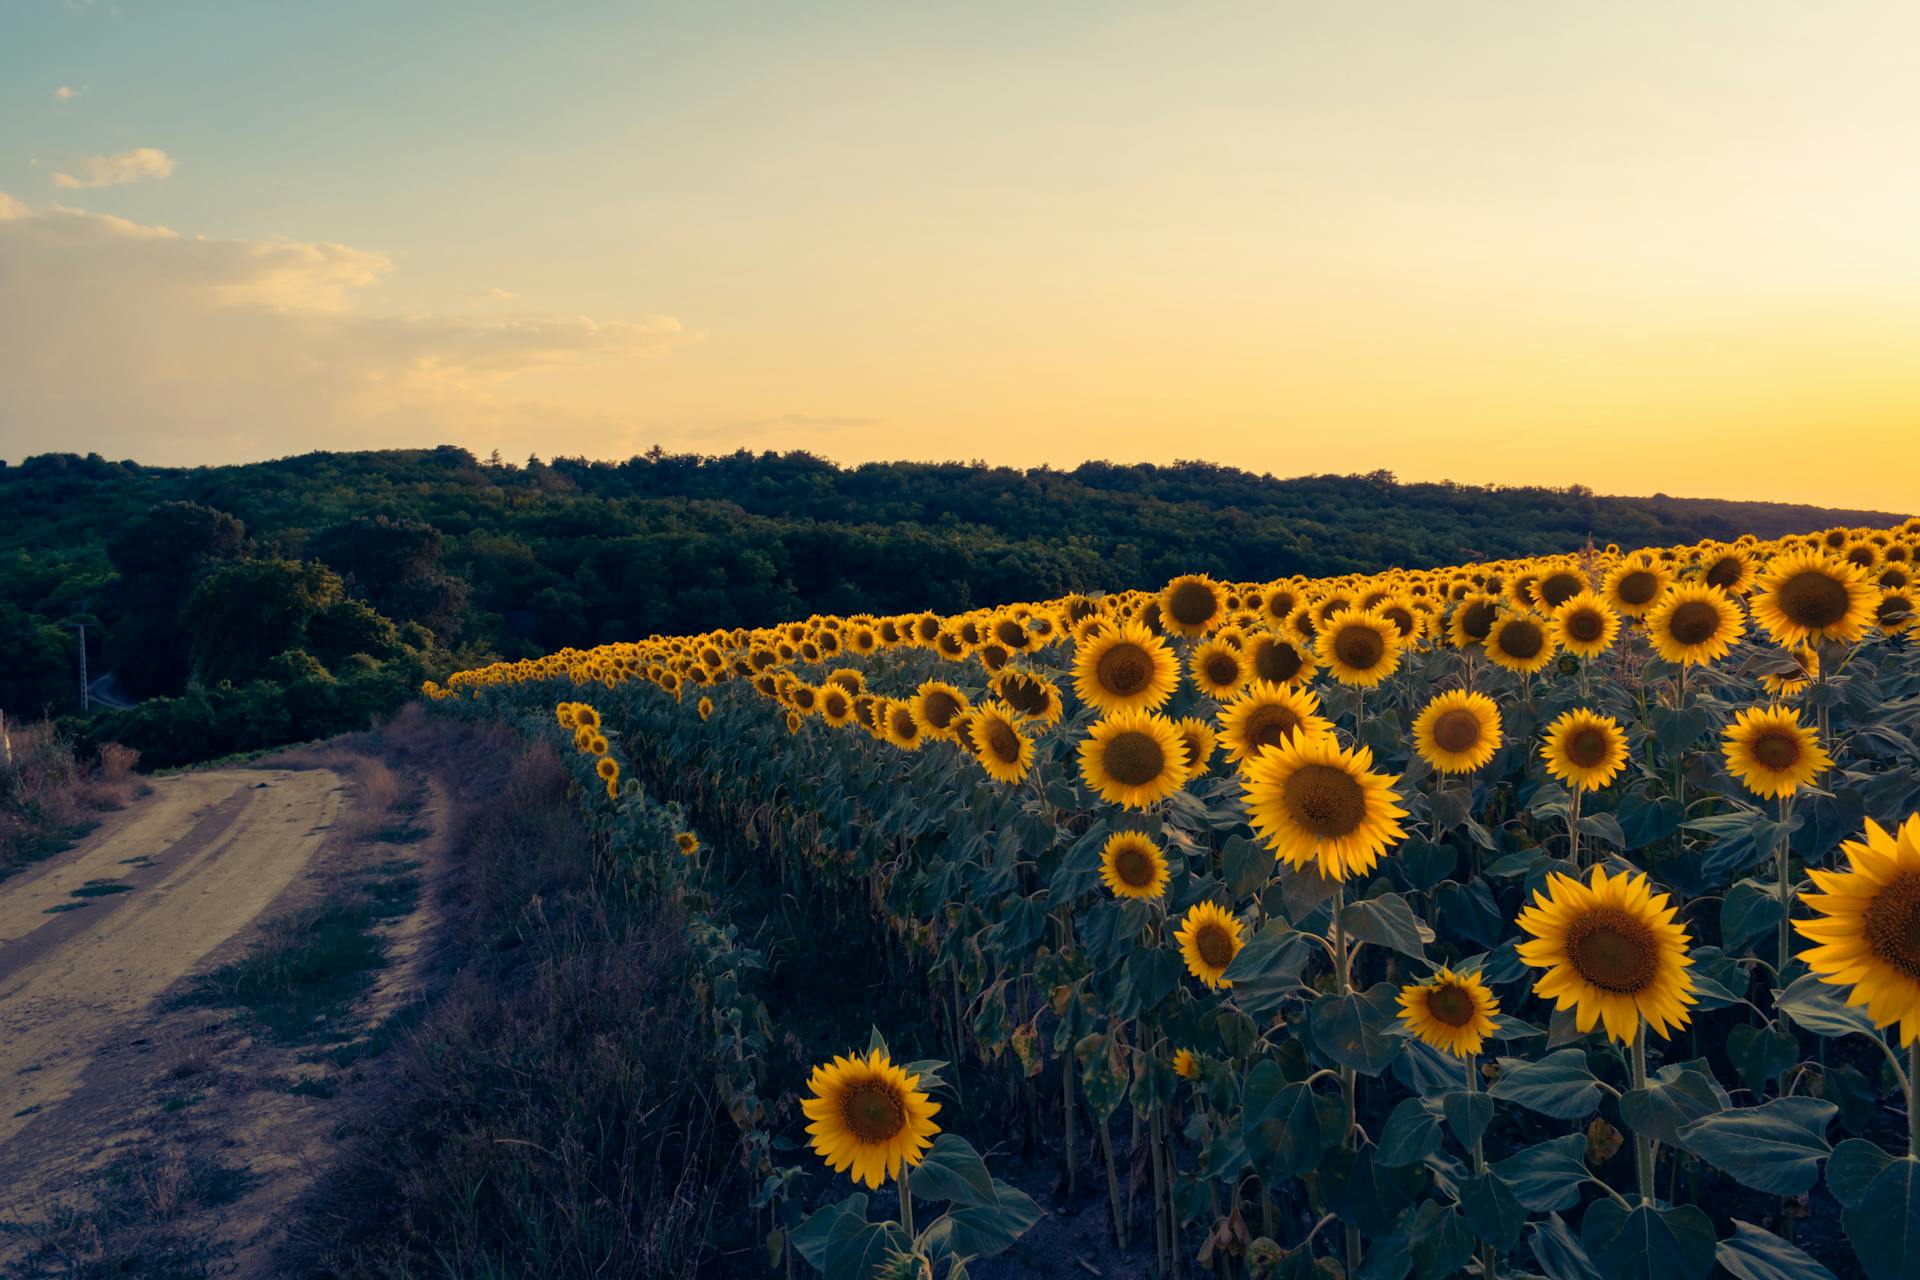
2, 1, 1917, 511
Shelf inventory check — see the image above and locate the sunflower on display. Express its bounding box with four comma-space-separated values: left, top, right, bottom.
1602, 559, 1670, 619
882, 701, 926, 751
1073, 620, 1181, 715
1878, 589, 1919, 636
1515, 866, 1697, 1043
675, 831, 700, 856
1795, 814, 1920, 1045
1551, 591, 1621, 658
595, 756, 619, 784
1698, 547, 1756, 595
1241, 733, 1408, 880
1187, 638, 1248, 700
968, 701, 1034, 784
1243, 631, 1318, 686
1079, 710, 1191, 809
801, 1049, 943, 1189
1397, 966, 1501, 1057
1540, 708, 1629, 791
1099, 831, 1170, 899
1217, 681, 1334, 766
1172, 716, 1218, 780
1750, 551, 1880, 648
1761, 646, 1820, 698
1448, 593, 1503, 650
697, 696, 714, 721
910, 681, 971, 741
1645, 584, 1746, 667
1484, 613, 1559, 675
1721, 705, 1831, 799
1159, 573, 1229, 638
1175, 901, 1244, 989
1532, 566, 1588, 612
820, 686, 857, 727
1171, 1048, 1199, 1079
1316, 609, 1402, 687
1412, 690, 1502, 774
993, 671, 1064, 726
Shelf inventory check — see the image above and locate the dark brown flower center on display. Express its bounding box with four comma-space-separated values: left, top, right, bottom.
1777, 570, 1851, 628
1103, 731, 1168, 787
1565, 908, 1661, 994
1168, 581, 1219, 627
1252, 639, 1304, 683
890, 708, 919, 740
1539, 572, 1583, 608
1749, 728, 1802, 771
1458, 600, 1498, 641
1704, 556, 1744, 588
1566, 726, 1612, 768
1179, 731, 1208, 770
1333, 624, 1387, 671
1431, 709, 1485, 755
1193, 921, 1236, 969
1097, 642, 1155, 696
1666, 601, 1723, 646
1203, 651, 1242, 686
1112, 842, 1157, 888
1616, 570, 1661, 606
1282, 763, 1367, 838
1001, 675, 1052, 716
1496, 619, 1545, 660
1865, 873, 1920, 980
1243, 702, 1304, 751
1565, 609, 1605, 643
841, 1081, 907, 1144
984, 717, 1022, 764
921, 690, 962, 729
1427, 984, 1476, 1027
995, 619, 1027, 648
823, 691, 850, 719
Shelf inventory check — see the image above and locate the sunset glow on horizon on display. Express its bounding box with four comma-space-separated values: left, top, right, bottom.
3, 2, 1917, 510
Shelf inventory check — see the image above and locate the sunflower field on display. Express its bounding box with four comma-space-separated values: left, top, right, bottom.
429, 518, 1920, 1280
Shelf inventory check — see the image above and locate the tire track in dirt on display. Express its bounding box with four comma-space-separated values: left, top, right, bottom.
0, 768, 343, 1147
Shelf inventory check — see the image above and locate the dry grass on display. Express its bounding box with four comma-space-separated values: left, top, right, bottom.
0, 721, 143, 878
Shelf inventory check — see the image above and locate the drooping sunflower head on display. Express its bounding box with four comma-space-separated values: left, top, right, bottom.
1646, 584, 1747, 667
1217, 680, 1334, 765
1099, 831, 1171, 899
1397, 966, 1501, 1058
1796, 814, 1920, 1045
1315, 608, 1402, 688
1243, 631, 1318, 687
1241, 732, 1409, 881
1172, 716, 1218, 781
1072, 620, 1180, 716
1515, 865, 1697, 1044
1159, 573, 1229, 638
1540, 708, 1629, 792
1602, 559, 1670, 619
968, 701, 1034, 784
1189, 638, 1250, 699
1412, 689, 1503, 774
1484, 612, 1559, 675
1722, 704, 1831, 800
1551, 591, 1621, 658
1171, 1048, 1200, 1079
801, 1049, 943, 1188
1078, 709, 1191, 810
1750, 550, 1878, 648
1760, 645, 1820, 698
1175, 900, 1244, 989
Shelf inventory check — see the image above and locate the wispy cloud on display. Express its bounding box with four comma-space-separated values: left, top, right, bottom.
50, 147, 174, 190
54, 85, 78, 102
0, 194, 695, 462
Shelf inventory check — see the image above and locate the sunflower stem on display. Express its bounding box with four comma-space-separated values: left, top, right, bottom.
1468, 1054, 1494, 1277
1333, 881, 1361, 1275
1567, 787, 1583, 868
1630, 1029, 1655, 1204
1776, 793, 1795, 997
899, 1173, 915, 1241
1910, 1040, 1920, 1159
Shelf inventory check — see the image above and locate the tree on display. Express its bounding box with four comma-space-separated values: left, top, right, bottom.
183, 560, 343, 686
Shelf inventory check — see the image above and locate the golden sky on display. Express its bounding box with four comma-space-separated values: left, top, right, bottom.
4, 3, 1916, 510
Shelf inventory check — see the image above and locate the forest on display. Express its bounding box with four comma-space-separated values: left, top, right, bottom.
0, 445, 1902, 766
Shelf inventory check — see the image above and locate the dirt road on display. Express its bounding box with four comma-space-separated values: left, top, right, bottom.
0, 768, 345, 1146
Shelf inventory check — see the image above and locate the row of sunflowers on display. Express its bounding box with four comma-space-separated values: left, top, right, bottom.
430, 518, 1920, 1280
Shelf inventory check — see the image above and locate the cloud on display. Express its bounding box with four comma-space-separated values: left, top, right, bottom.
54, 85, 77, 101
0, 195, 695, 462
50, 147, 174, 190
485, 287, 517, 301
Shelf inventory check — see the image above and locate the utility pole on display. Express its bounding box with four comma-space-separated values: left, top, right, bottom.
62, 602, 99, 714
